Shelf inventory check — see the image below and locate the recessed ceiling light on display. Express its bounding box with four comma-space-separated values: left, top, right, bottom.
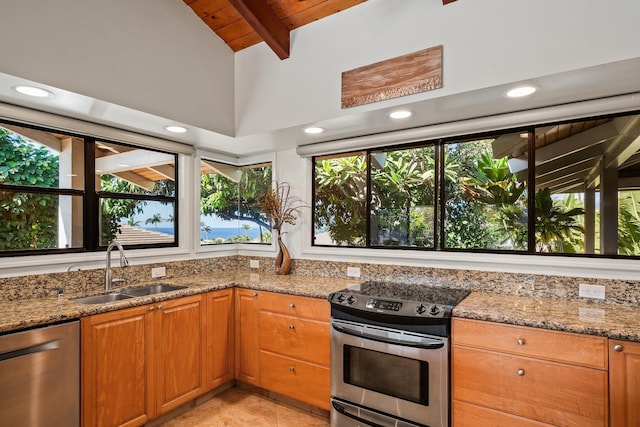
388, 110, 413, 119
505, 85, 538, 98
165, 125, 187, 133
12, 85, 54, 98
304, 127, 325, 135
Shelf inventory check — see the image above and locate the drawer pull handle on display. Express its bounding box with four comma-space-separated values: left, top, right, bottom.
289, 303, 295, 308
614, 344, 624, 352
289, 366, 295, 372
289, 324, 295, 330
517, 339, 525, 346
517, 369, 525, 376
148, 307, 155, 312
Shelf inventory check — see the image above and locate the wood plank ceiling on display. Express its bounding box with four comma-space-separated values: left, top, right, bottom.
184, 0, 457, 59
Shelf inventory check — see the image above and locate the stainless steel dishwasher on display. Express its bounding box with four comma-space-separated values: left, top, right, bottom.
0, 320, 79, 427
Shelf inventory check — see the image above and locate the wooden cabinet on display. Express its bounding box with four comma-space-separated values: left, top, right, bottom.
81, 305, 153, 427
154, 295, 207, 415
81, 294, 207, 427
258, 291, 330, 410
609, 339, 640, 427
206, 288, 234, 390
234, 288, 260, 385
452, 318, 608, 427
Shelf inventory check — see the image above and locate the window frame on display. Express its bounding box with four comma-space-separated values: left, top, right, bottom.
312, 109, 640, 260
0, 119, 179, 256
199, 158, 273, 246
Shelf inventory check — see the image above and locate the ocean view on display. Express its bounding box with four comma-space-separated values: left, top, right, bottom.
144, 227, 263, 240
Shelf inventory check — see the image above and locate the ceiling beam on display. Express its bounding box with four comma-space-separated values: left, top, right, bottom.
228, 0, 290, 60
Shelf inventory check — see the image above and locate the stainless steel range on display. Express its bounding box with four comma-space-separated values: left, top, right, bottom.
328, 281, 469, 427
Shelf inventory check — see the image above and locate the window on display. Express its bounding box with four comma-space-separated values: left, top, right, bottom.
200, 160, 272, 245
443, 135, 528, 251
0, 121, 178, 255
314, 152, 367, 246
370, 146, 436, 248
96, 141, 177, 247
312, 110, 640, 258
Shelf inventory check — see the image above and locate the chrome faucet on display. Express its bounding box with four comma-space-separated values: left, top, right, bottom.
105, 241, 129, 291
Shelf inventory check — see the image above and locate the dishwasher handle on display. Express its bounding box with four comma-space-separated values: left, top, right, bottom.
0, 340, 60, 362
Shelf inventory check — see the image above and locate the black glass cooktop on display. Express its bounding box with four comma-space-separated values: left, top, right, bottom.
337, 281, 470, 307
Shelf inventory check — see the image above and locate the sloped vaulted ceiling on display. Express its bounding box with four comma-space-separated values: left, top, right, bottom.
184, 0, 457, 59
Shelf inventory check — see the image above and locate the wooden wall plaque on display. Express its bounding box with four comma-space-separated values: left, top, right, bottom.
341, 45, 443, 109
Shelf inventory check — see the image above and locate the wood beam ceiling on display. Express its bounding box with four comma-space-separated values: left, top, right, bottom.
228, 0, 290, 59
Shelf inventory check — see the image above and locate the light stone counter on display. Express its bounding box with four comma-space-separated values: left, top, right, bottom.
0, 271, 358, 334
454, 291, 640, 341
1, 268, 639, 342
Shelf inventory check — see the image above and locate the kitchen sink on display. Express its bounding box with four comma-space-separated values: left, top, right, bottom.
120, 283, 187, 297
72, 293, 133, 305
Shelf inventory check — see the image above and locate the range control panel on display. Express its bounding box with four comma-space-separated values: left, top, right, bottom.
329, 292, 449, 318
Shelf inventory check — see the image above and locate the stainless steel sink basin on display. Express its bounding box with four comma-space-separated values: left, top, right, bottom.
120, 284, 187, 297
73, 293, 133, 305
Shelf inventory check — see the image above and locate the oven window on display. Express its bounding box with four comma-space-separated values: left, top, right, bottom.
344, 345, 428, 405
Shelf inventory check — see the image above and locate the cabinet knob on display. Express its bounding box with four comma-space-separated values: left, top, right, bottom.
614, 344, 624, 352
148, 307, 155, 312
289, 303, 295, 308
252, 292, 257, 297
517, 369, 525, 376
157, 304, 163, 310
517, 338, 526, 346
289, 324, 295, 329
289, 366, 295, 372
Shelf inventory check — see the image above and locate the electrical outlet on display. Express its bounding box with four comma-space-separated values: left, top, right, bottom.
346, 266, 361, 278
250, 259, 260, 269
579, 283, 605, 300
151, 266, 166, 278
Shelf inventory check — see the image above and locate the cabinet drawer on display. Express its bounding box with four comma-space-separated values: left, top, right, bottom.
453, 400, 553, 427
259, 311, 330, 365
259, 291, 329, 321
452, 318, 607, 369
259, 350, 330, 410
453, 346, 607, 427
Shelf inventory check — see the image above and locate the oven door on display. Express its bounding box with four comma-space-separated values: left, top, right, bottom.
331, 319, 448, 427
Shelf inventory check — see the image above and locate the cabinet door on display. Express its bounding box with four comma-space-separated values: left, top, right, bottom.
206, 288, 234, 390
234, 288, 260, 385
610, 340, 640, 427
154, 294, 206, 415
82, 305, 153, 427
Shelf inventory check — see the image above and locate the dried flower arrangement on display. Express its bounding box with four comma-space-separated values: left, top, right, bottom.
259, 181, 307, 274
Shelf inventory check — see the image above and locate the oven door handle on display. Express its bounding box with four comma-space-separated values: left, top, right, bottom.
332, 322, 445, 349
332, 400, 386, 427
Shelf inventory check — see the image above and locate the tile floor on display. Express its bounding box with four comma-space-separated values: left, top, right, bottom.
159, 387, 330, 427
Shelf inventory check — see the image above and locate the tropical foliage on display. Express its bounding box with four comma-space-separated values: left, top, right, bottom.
200, 163, 272, 243
0, 129, 59, 250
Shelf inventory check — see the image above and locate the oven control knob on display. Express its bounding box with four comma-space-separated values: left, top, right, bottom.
336, 293, 346, 303
429, 305, 440, 316
416, 304, 427, 314
347, 295, 357, 305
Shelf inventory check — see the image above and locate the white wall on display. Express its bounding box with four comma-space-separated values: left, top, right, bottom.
0, 0, 235, 136
235, 0, 640, 136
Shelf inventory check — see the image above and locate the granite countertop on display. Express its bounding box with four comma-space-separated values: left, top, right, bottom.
454, 291, 640, 342
0, 271, 357, 334
1, 272, 639, 342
